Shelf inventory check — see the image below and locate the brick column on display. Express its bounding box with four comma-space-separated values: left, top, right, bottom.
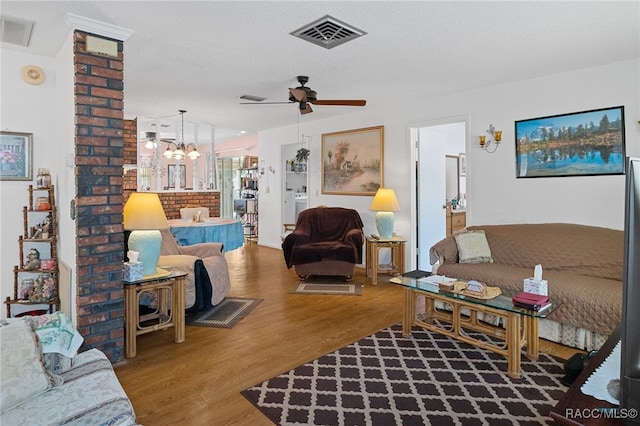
74, 31, 125, 362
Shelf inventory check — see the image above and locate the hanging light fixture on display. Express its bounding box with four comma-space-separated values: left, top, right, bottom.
163, 110, 201, 161
143, 131, 157, 149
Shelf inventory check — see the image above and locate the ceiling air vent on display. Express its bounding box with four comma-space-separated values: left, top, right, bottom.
1, 15, 35, 47
291, 15, 366, 50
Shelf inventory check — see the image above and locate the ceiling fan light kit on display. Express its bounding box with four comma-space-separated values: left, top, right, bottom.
240, 75, 366, 115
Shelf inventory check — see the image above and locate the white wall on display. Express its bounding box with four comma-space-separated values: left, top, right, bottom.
0, 49, 68, 317
258, 59, 640, 272
54, 32, 77, 318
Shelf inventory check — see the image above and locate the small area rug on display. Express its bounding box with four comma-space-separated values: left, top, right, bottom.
241, 323, 566, 425
291, 275, 363, 296
186, 297, 262, 328
291, 282, 362, 296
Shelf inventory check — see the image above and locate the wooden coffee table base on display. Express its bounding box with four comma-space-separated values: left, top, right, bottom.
403, 287, 540, 379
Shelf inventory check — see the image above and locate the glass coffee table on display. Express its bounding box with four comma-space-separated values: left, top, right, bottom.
389, 275, 558, 378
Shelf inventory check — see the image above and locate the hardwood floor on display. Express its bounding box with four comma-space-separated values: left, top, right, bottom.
114, 243, 577, 426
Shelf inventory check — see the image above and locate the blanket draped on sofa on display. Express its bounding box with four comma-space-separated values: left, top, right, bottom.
430, 223, 623, 349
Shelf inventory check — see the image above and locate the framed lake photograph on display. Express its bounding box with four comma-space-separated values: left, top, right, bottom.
321, 125, 384, 196
0, 131, 32, 181
515, 106, 625, 178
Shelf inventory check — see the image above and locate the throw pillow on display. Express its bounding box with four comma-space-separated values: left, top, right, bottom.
454, 230, 494, 264
0, 320, 63, 413
21, 312, 84, 374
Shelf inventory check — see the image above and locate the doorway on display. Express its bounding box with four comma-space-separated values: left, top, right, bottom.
281, 143, 309, 227
413, 119, 467, 271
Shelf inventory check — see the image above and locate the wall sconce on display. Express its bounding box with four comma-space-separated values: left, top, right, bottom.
479, 124, 502, 153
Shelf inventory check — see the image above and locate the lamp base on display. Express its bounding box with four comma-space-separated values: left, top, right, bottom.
375, 211, 395, 239
128, 230, 162, 276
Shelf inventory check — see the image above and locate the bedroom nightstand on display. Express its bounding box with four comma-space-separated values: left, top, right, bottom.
366, 235, 406, 285
124, 270, 187, 358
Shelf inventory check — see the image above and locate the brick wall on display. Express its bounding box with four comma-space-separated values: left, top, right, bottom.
155, 191, 221, 219
74, 31, 125, 363
123, 119, 138, 192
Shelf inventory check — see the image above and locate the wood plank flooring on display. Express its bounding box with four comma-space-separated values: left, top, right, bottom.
114, 243, 577, 426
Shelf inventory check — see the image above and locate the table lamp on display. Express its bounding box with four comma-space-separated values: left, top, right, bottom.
123, 192, 169, 276
369, 188, 400, 239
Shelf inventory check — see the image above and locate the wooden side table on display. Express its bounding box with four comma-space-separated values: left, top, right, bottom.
124, 270, 187, 358
365, 235, 406, 285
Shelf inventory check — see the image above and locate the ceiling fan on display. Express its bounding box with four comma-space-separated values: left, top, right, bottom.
241, 75, 366, 115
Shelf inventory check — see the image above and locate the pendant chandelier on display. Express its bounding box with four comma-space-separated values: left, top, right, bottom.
163, 109, 201, 160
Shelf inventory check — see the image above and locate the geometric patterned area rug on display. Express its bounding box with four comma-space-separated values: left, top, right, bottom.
241, 323, 567, 425
186, 297, 262, 328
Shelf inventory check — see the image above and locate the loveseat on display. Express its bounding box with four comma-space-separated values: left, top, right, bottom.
430, 223, 623, 350
282, 206, 364, 280
0, 312, 138, 425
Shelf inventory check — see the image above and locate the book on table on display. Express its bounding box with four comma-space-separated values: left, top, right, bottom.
512, 291, 550, 311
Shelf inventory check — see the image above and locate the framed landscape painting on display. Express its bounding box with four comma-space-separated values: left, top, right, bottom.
0, 131, 32, 181
321, 125, 384, 196
515, 106, 625, 178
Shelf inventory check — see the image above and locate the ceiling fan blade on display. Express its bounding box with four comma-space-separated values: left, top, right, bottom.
311, 99, 367, 107
299, 102, 313, 115
289, 88, 307, 103
239, 101, 294, 105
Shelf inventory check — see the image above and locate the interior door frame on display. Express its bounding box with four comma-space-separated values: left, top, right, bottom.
408, 114, 469, 271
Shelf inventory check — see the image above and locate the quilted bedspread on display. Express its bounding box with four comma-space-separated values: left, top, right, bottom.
430, 223, 624, 336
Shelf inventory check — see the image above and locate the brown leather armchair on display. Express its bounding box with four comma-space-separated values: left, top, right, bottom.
282, 207, 364, 281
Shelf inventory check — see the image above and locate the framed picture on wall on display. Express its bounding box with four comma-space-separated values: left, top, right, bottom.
515, 106, 625, 178
458, 153, 466, 177
321, 125, 384, 196
0, 131, 32, 181
168, 164, 186, 188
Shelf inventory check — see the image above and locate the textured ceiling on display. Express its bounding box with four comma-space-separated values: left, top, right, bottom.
2, 1, 639, 141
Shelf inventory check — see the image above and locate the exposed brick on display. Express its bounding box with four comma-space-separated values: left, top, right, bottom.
91, 87, 124, 100
76, 115, 109, 127
76, 54, 109, 67
76, 95, 109, 106
76, 196, 109, 206
76, 74, 108, 87
77, 235, 110, 246
74, 30, 126, 362
91, 127, 123, 137
76, 156, 110, 166
91, 67, 124, 80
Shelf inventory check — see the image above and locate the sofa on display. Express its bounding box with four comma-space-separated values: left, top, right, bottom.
0, 312, 138, 425
429, 223, 623, 350
282, 206, 364, 280
159, 228, 231, 310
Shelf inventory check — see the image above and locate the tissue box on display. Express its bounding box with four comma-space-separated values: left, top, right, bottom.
124, 262, 144, 282
524, 278, 548, 296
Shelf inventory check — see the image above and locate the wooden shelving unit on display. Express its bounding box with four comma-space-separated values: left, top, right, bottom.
5, 185, 60, 317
